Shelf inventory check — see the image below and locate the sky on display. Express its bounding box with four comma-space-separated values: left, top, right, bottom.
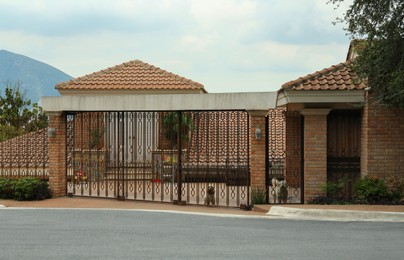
0, 0, 353, 93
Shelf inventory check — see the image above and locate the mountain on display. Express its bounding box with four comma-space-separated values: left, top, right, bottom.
0, 50, 73, 104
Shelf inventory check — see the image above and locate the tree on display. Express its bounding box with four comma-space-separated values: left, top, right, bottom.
330, 0, 404, 108
0, 82, 48, 141
163, 112, 194, 148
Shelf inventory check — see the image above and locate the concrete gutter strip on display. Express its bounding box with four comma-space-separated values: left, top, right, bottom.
267, 206, 404, 222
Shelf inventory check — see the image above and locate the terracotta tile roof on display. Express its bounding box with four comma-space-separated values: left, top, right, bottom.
56, 59, 207, 93
281, 61, 367, 91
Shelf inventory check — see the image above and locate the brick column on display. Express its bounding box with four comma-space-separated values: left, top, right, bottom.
47, 112, 67, 197
300, 108, 331, 202
248, 110, 267, 192
361, 100, 369, 178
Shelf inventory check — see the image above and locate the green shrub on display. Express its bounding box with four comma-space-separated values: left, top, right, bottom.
0, 178, 17, 199
0, 177, 51, 201
354, 176, 392, 204
308, 180, 346, 205
385, 175, 404, 204
322, 181, 344, 200
251, 187, 267, 205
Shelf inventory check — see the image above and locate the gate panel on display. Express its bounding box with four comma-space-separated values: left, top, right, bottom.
66, 111, 250, 207
267, 109, 303, 204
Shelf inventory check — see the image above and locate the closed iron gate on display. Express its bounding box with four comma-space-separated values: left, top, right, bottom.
66, 111, 250, 207
266, 109, 303, 204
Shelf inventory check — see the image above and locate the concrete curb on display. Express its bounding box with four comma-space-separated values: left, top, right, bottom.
0, 206, 271, 219
267, 206, 404, 222
0, 204, 5, 208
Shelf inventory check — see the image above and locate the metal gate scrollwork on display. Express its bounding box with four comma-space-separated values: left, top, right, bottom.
66, 111, 250, 207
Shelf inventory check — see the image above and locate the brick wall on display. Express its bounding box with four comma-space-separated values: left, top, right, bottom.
362, 99, 404, 178
249, 111, 267, 191
48, 112, 67, 197
301, 109, 330, 202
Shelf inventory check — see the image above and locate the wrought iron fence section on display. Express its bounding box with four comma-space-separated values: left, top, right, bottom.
0, 125, 48, 179
267, 109, 303, 204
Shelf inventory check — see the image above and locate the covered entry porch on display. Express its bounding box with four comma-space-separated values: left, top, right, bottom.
43, 92, 278, 207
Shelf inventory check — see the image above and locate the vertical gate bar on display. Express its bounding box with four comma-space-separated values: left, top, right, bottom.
114, 112, 118, 198
133, 112, 136, 200
300, 114, 305, 204
149, 112, 154, 202
65, 114, 70, 195
134, 112, 138, 200
177, 111, 182, 204
226, 112, 230, 207
206, 112, 211, 205
195, 112, 200, 205
185, 112, 190, 204
105, 112, 110, 198
265, 115, 269, 204
72, 114, 76, 195
152, 112, 157, 201
88, 112, 92, 197
247, 112, 250, 206
141, 112, 147, 200
117, 112, 121, 199
80, 113, 84, 196
120, 112, 125, 200
96, 112, 100, 197
215, 112, 220, 206
158, 113, 164, 202
125, 112, 129, 199
116, 112, 120, 198
236, 111, 240, 207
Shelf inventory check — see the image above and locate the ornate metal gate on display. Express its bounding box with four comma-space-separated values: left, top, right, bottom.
66, 111, 250, 207
266, 109, 303, 204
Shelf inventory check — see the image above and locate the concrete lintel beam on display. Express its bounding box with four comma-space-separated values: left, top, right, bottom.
300, 108, 332, 116
41, 92, 278, 112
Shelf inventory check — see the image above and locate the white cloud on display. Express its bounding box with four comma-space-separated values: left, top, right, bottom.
0, 0, 353, 93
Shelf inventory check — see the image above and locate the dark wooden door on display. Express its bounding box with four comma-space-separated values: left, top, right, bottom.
327, 110, 361, 200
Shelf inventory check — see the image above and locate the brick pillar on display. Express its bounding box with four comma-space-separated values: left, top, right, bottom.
361, 100, 369, 178
248, 110, 267, 192
300, 108, 331, 202
47, 112, 67, 197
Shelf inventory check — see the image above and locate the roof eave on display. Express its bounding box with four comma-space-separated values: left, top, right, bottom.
277, 89, 365, 107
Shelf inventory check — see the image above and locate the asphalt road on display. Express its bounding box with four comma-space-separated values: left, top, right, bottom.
0, 208, 403, 259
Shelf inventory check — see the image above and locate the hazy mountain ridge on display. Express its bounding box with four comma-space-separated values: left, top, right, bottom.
0, 50, 73, 103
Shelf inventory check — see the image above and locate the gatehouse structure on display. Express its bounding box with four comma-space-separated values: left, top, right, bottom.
1, 42, 403, 206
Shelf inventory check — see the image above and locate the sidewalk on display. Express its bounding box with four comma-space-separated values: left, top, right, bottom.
1, 197, 404, 222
